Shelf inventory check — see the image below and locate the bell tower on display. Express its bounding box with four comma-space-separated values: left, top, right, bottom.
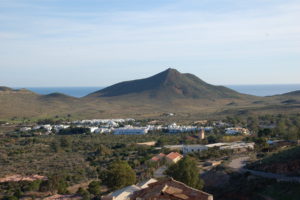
199, 128, 205, 140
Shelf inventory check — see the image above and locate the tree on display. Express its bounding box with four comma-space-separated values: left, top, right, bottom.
257, 129, 273, 138
102, 161, 136, 190
165, 156, 204, 190
88, 181, 101, 196
39, 175, 68, 194
60, 136, 71, 149
77, 187, 90, 200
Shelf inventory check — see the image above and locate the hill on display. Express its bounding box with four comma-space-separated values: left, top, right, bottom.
87, 68, 243, 100
0, 87, 84, 119
280, 90, 300, 96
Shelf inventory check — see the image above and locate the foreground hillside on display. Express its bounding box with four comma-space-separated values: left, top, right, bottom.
247, 146, 300, 176
1, 69, 300, 120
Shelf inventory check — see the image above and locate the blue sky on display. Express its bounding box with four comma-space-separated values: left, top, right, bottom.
0, 0, 300, 87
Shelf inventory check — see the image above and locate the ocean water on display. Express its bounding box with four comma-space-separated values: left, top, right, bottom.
16, 84, 300, 98
227, 84, 300, 96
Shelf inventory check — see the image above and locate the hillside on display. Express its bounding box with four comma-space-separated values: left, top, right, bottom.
87, 68, 243, 100
0, 87, 84, 119
247, 146, 300, 176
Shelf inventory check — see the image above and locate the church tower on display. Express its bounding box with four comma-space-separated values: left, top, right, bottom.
199, 128, 205, 140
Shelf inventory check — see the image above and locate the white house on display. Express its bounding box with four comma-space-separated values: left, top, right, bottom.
102, 178, 157, 200
168, 123, 201, 133
225, 127, 250, 135
20, 127, 31, 132
89, 127, 99, 133
42, 124, 52, 131
102, 185, 141, 200
53, 125, 70, 132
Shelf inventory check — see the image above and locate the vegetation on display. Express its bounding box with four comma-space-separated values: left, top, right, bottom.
0, 113, 300, 198
166, 156, 204, 190
58, 127, 90, 135
101, 161, 136, 190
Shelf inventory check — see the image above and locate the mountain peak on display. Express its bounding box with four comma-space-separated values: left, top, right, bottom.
161, 68, 181, 80
164, 68, 179, 73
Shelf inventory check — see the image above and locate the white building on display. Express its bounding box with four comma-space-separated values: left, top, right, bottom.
89, 126, 99, 133
102, 185, 141, 200
206, 142, 254, 150
182, 145, 208, 154
113, 126, 149, 135
20, 127, 31, 132
102, 179, 157, 200
168, 123, 201, 133
225, 127, 250, 135
219, 142, 254, 150
53, 125, 70, 132
41, 124, 52, 131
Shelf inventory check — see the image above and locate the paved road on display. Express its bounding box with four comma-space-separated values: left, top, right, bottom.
228, 157, 300, 183
154, 166, 167, 178
241, 168, 300, 183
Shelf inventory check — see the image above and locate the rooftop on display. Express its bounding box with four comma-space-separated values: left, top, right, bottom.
131, 178, 213, 200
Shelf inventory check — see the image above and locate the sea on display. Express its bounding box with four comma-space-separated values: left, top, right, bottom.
15, 84, 300, 98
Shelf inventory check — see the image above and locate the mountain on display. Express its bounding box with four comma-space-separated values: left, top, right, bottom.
1, 70, 300, 120
86, 68, 243, 100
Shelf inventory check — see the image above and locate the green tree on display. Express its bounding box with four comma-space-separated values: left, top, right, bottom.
60, 136, 71, 149
77, 187, 90, 200
166, 156, 204, 190
102, 161, 136, 190
2, 196, 18, 200
258, 129, 273, 138
39, 175, 68, 194
88, 181, 101, 196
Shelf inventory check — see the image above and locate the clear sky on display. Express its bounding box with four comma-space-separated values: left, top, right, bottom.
0, 0, 300, 87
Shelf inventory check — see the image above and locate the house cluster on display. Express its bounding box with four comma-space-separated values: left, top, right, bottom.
113, 124, 213, 135
102, 178, 213, 200
73, 118, 135, 126
167, 123, 213, 133
20, 124, 59, 134
17, 117, 252, 137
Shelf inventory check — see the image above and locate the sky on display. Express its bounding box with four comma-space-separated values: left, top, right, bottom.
0, 0, 300, 87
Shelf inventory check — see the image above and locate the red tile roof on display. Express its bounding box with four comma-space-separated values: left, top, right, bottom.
151, 153, 166, 162
166, 152, 182, 160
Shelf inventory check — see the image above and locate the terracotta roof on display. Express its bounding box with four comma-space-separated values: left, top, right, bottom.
131, 178, 213, 200
151, 153, 166, 161
166, 152, 182, 160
